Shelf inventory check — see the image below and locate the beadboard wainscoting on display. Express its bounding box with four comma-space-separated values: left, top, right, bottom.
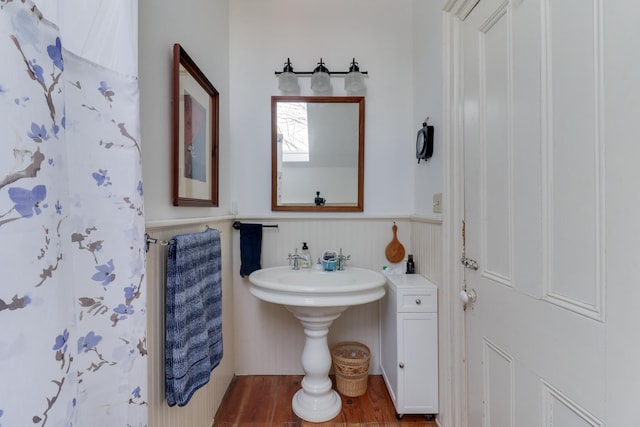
232, 216, 442, 376
146, 217, 235, 427
411, 216, 443, 285
143, 215, 442, 426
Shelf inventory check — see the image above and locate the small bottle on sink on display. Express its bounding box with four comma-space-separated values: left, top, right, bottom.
300, 242, 311, 268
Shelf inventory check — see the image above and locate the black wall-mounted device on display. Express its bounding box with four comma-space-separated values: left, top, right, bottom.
416, 120, 434, 164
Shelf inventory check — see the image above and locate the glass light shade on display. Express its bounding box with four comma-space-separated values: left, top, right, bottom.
344, 71, 365, 94
310, 71, 331, 93
278, 71, 299, 93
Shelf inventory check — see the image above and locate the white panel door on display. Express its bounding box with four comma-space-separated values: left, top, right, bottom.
462, 0, 610, 425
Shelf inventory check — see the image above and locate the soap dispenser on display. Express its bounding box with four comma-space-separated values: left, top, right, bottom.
300, 242, 311, 268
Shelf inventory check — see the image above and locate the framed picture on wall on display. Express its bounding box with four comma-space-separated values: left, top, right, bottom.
172, 43, 219, 207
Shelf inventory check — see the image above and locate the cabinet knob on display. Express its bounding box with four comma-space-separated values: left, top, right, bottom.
415, 298, 422, 305
399, 362, 405, 368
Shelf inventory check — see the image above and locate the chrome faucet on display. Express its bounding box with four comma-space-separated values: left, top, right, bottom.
336, 248, 350, 271
288, 248, 303, 270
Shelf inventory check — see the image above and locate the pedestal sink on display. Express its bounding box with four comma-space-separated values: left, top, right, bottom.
248, 266, 386, 422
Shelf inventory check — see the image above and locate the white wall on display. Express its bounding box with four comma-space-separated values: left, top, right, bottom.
139, 0, 231, 221
138, 0, 445, 219
138, 1, 234, 425
229, 0, 434, 216
226, 0, 446, 379
413, 0, 446, 216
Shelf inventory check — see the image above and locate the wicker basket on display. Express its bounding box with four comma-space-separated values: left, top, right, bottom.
331, 341, 371, 397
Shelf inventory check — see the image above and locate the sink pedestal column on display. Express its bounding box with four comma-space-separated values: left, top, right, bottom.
286, 305, 348, 423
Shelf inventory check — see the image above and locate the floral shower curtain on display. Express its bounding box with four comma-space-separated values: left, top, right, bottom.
0, 2, 147, 426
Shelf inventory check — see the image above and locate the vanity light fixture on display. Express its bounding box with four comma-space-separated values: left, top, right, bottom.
310, 58, 331, 93
274, 57, 368, 94
344, 58, 365, 94
277, 58, 300, 94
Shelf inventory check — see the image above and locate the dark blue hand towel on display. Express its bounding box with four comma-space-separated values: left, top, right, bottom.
239, 223, 262, 277
165, 228, 223, 407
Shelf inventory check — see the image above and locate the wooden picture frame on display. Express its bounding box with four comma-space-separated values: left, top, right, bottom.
172, 43, 219, 207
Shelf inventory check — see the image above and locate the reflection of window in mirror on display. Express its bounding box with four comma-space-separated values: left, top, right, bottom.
278, 102, 309, 163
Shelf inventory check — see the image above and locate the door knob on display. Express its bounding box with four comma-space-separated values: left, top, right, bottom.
399, 362, 405, 368
459, 288, 477, 305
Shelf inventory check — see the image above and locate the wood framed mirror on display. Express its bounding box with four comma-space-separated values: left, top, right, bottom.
271, 96, 365, 212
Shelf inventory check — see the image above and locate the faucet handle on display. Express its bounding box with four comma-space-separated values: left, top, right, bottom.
336, 251, 350, 271
288, 248, 302, 270
287, 248, 297, 263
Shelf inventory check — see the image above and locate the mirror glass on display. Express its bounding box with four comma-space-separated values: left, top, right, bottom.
272, 96, 365, 211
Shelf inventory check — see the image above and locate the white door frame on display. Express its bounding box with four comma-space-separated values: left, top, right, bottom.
440, 1, 480, 426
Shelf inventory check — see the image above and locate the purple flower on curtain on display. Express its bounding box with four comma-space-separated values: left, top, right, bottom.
132, 387, 141, 399
55, 200, 62, 214
29, 59, 45, 84
92, 169, 111, 187
137, 180, 143, 196
53, 329, 70, 353
14, 96, 29, 107
47, 37, 64, 71
77, 331, 102, 354
98, 81, 114, 102
8, 185, 47, 218
113, 303, 134, 319
52, 123, 60, 137
28, 122, 49, 142
124, 285, 137, 299
92, 259, 115, 286
0, 84, 6, 94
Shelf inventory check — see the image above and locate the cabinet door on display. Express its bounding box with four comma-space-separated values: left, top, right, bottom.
398, 312, 438, 413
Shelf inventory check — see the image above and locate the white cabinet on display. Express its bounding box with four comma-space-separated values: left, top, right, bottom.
379, 274, 438, 419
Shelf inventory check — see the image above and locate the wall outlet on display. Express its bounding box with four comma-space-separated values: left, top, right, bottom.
433, 193, 442, 214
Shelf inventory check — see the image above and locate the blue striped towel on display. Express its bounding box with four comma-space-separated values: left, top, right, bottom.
165, 228, 223, 407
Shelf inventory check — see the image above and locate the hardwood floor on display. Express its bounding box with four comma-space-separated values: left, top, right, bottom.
213, 375, 437, 427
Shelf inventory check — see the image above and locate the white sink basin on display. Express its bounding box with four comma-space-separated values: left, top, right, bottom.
248, 266, 386, 307
248, 266, 386, 422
